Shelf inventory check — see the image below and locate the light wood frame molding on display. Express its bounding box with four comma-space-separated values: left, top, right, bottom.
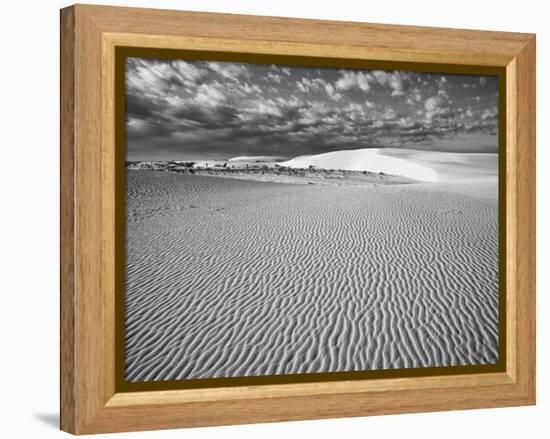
60, 4, 536, 434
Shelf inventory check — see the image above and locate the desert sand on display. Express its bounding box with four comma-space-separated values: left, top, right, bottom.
124, 152, 499, 382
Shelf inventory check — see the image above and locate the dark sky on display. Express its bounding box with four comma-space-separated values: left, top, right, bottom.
125, 57, 498, 161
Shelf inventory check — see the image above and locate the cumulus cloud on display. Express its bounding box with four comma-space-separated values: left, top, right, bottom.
481, 107, 498, 120
347, 102, 363, 111
126, 58, 206, 94
253, 99, 283, 117
271, 65, 291, 76
208, 62, 250, 81
388, 73, 405, 96
194, 82, 227, 106
382, 107, 399, 120
372, 70, 388, 85
409, 88, 423, 102
241, 83, 262, 95
371, 70, 405, 96
424, 96, 441, 113
125, 58, 499, 160
423, 91, 454, 123
335, 71, 370, 92
324, 82, 335, 96
267, 72, 283, 84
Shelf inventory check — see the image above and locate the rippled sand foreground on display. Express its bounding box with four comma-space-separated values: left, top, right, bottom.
124, 171, 498, 382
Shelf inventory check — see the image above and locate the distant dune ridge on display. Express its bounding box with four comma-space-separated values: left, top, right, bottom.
124, 148, 499, 382
280, 148, 439, 182
128, 149, 497, 185
228, 155, 287, 162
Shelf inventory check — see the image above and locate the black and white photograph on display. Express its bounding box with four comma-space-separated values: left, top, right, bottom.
123, 57, 500, 383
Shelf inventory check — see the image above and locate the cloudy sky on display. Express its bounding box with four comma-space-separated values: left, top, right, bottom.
125, 57, 498, 161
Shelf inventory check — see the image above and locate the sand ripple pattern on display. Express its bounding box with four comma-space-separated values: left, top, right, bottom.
124, 171, 499, 382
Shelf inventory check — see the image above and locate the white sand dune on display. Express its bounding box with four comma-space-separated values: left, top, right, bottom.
280, 148, 438, 182
124, 171, 499, 382
228, 155, 286, 162
377, 149, 498, 183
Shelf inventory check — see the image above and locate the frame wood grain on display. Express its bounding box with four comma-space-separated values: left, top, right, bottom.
60, 4, 535, 434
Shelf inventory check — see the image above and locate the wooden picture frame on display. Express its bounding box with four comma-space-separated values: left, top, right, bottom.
60, 4, 536, 434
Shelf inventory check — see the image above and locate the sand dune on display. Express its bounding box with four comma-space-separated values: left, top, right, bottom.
228, 155, 287, 162
124, 171, 498, 382
377, 149, 498, 183
280, 148, 438, 182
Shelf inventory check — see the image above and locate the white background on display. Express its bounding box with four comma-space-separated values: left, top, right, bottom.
0, 0, 547, 437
